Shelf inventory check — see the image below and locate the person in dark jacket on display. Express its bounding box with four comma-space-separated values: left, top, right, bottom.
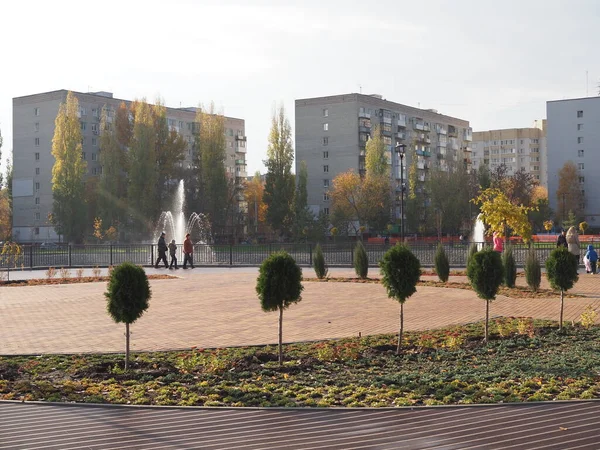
155, 232, 169, 269
556, 229, 567, 248
182, 233, 194, 269
168, 239, 178, 269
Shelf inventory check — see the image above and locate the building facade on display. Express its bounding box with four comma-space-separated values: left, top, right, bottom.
295, 93, 471, 224
471, 120, 547, 188
547, 96, 600, 224
12, 90, 247, 242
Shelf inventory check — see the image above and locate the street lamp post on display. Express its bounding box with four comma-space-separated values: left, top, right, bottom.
395, 143, 407, 242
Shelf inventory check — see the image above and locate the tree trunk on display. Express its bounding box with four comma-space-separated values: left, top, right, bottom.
278, 306, 283, 367
559, 289, 564, 331
396, 303, 404, 355
125, 322, 130, 371
484, 299, 489, 342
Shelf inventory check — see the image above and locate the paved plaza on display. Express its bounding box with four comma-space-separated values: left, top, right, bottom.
1, 267, 599, 355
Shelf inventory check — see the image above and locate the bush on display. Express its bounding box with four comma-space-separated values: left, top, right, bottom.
467, 248, 504, 342
379, 244, 421, 354
434, 243, 450, 282
353, 241, 369, 279
105, 262, 151, 370
466, 243, 478, 268
502, 245, 517, 288
546, 247, 579, 331
524, 247, 541, 292
313, 244, 328, 280
256, 251, 303, 365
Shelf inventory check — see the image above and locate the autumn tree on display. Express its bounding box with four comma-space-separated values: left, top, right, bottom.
491, 165, 538, 207
97, 106, 127, 230
245, 172, 267, 237
528, 186, 553, 232
365, 125, 388, 177
115, 101, 132, 148
363, 126, 391, 233
51, 91, 87, 243
0, 190, 10, 240
127, 99, 157, 238
330, 170, 364, 235
264, 106, 295, 238
556, 161, 584, 223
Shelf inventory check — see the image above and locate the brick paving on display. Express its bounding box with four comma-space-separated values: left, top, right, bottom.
0, 267, 599, 355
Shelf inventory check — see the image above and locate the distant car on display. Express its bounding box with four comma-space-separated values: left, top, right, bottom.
40, 242, 59, 248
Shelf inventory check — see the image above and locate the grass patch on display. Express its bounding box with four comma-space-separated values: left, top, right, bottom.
2, 320, 599, 407
0, 274, 177, 287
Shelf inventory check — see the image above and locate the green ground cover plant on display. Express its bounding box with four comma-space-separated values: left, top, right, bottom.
2, 320, 600, 407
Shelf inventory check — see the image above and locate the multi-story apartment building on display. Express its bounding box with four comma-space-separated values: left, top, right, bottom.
12, 89, 247, 242
295, 93, 471, 224
547, 96, 600, 224
471, 120, 547, 188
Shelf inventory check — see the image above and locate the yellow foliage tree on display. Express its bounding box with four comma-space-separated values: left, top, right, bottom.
93, 217, 103, 242
0, 189, 10, 240
472, 188, 536, 243
543, 220, 554, 232
245, 172, 268, 235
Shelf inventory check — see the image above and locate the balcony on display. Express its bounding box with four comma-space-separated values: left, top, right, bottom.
359, 149, 366, 156
235, 159, 245, 165
235, 134, 247, 141
236, 170, 247, 178
235, 145, 246, 153
419, 174, 425, 182
437, 153, 445, 160
358, 125, 370, 133
358, 110, 371, 119
416, 149, 432, 157
359, 169, 366, 177
397, 131, 406, 140
417, 161, 425, 170
423, 123, 431, 132
414, 122, 424, 131
436, 125, 447, 135
451, 143, 459, 150
397, 115, 407, 127
448, 126, 458, 137
464, 128, 473, 141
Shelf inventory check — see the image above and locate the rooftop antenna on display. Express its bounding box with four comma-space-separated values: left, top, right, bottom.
359, 84, 362, 94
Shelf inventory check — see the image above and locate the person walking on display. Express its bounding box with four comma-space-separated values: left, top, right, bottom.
183, 233, 194, 269
556, 229, 567, 248
154, 231, 169, 269
566, 226, 581, 265
168, 239, 178, 270
493, 232, 503, 253
584, 244, 598, 274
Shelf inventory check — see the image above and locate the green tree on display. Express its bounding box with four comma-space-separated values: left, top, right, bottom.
51, 91, 87, 243
525, 247, 541, 292
556, 161, 584, 222
434, 243, 450, 282
379, 244, 421, 354
264, 106, 295, 238
467, 248, 504, 342
502, 245, 517, 288
313, 243, 328, 279
428, 163, 472, 236
127, 100, 157, 238
365, 125, 388, 177
293, 161, 314, 241
105, 262, 151, 370
256, 252, 303, 366
353, 240, 369, 279
197, 103, 228, 232
546, 247, 579, 331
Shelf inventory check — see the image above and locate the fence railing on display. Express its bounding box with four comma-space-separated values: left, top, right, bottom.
0, 241, 583, 271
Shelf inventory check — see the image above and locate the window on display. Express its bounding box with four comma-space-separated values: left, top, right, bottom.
92, 137, 97, 147
35, 152, 40, 160
323, 108, 328, 117
323, 137, 328, 146
34, 122, 39, 132
35, 212, 40, 221
35, 197, 40, 205
579, 176, 585, 183
323, 192, 329, 201
92, 108, 98, 118
91, 123, 98, 133
92, 153, 97, 161
323, 207, 329, 216
34, 227, 39, 235
178, 121, 184, 129
578, 163, 585, 170
577, 137, 584, 144
35, 137, 40, 147
80, 122, 86, 131
35, 182, 40, 191
532, 166, 540, 171
578, 149, 585, 157
520, 140, 523, 144
582, 190, 586, 196
35, 167, 40, 175
323, 179, 329, 187
82, 152, 86, 160
323, 151, 329, 159
577, 123, 584, 131
323, 165, 329, 173
323, 123, 328, 131
577, 110, 583, 118
34, 107, 40, 116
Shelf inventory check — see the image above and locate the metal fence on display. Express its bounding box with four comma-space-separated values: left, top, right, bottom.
0, 241, 580, 271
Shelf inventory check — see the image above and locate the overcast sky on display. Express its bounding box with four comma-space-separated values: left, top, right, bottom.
1, 0, 599, 177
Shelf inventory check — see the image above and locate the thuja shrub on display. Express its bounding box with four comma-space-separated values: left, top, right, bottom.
434, 243, 450, 282
525, 247, 541, 292
466, 243, 478, 268
502, 245, 517, 288
313, 244, 328, 280
546, 247, 579, 331
353, 240, 369, 279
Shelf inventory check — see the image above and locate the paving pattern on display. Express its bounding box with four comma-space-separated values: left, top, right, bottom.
1, 268, 599, 355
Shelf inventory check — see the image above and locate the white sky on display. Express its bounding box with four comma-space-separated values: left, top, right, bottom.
1, 0, 599, 177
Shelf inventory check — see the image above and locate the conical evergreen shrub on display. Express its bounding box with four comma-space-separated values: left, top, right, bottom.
502, 245, 517, 288
313, 243, 328, 279
434, 243, 450, 282
354, 240, 369, 279
524, 247, 541, 292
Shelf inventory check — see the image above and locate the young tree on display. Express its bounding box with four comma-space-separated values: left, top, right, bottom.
313, 243, 328, 279
353, 240, 369, 279
256, 251, 303, 366
556, 161, 584, 221
127, 100, 157, 238
434, 243, 450, 282
546, 247, 579, 331
105, 262, 151, 370
379, 244, 421, 354
51, 91, 87, 243
331, 170, 364, 235
264, 106, 295, 238
245, 172, 268, 238
467, 248, 504, 342
502, 245, 517, 288
525, 247, 541, 292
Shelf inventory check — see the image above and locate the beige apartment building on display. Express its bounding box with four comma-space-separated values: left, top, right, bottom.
12, 90, 247, 242
471, 120, 547, 188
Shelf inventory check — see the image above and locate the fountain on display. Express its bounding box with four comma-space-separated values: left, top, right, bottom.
472, 213, 486, 251
154, 180, 212, 244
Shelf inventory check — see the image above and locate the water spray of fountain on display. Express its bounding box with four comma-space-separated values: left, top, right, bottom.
472, 213, 486, 251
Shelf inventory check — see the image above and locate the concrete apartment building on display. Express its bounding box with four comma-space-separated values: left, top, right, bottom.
547, 96, 600, 224
471, 120, 547, 188
295, 93, 472, 223
12, 89, 247, 243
